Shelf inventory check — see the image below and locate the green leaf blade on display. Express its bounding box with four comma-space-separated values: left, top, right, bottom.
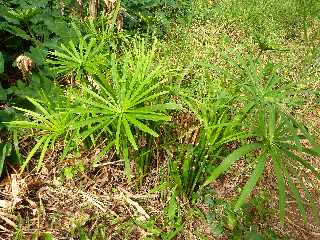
203, 143, 260, 188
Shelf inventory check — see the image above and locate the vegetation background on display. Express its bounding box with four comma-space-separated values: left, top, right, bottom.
0, 0, 319, 239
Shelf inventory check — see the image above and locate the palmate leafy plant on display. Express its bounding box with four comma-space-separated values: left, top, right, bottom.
47, 27, 108, 82
7, 96, 76, 173
202, 59, 320, 223
72, 41, 176, 179
47, 6, 123, 82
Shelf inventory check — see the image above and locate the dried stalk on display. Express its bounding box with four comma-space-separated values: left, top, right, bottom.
89, 0, 99, 19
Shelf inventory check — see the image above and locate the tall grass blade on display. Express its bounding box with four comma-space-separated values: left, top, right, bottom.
126, 115, 159, 137
123, 142, 131, 181
285, 169, 308, 223
297, 174, 320, 224
122, 117, 138, 150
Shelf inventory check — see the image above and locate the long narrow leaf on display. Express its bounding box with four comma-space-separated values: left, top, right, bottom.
115, 116, 122, 154
21, 136, 48, 173
128, 112, 171, 122
282, 148, 320, 181
202, 143, 260, 187
268, 105, 276, 144
123, 141, 131, 182
270, 149, 286, 224
235, 152, 268, 209
126, 114, 159, 137
285, 168, 308, 223
297, 174, 320, 224
37, 135, 52, 172
122, 117, 138, 150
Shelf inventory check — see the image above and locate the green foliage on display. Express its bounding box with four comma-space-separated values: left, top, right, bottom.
7, 95, 76, 172
47, 33, 107, 81
167, 86, 248, 201
0, 52, 4, 74
204, 193, 284, 239
7, 40, 175, 177
0, 0, 74, 77
203, 58, 320, 223
0, 0, 76, 176
122, 0, 192, 35
211, 0, 320, 45
2, 0, 320, 237
72, 41, 175, 178
62, 160, 86, 180
80, 1, 123, 42
0, 143, 12, 175
47, 7, 124, 82
135, 135, 155, 184
0, 130, 21, 177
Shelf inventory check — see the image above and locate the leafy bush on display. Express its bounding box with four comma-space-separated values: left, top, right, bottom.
2, 1, 320, 238
0, 0, 74, 76
0, 0, 76, 176
7, 40, 176, 178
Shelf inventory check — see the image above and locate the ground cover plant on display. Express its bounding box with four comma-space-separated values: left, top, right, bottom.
0, 0, 320, 239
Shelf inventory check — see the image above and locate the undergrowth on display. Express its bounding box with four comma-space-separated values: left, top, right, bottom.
1, 0, 320, 239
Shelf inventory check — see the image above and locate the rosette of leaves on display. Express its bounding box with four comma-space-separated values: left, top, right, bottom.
47, 29, 108, 82
72, 41, 177, 178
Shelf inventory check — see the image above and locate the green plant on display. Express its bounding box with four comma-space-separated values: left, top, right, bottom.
121, 0, 192, 36
63, 160, 86, 180
80, 1, 123, 43
0, 142, 12, 175
0, 115, 21, 176
7, 95, 76, 172
135, 135, 154, 185
0, 0, 75, 76
167, 88, 248, 202
71, 41, 176, 179
0, 52, 4, 74
202, 59, 320, 223
0, 0, 80, 178
294, 0, 320, 42
46, 1, 124, 83
211, 0, 320, 46
47, 30, 107, 82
